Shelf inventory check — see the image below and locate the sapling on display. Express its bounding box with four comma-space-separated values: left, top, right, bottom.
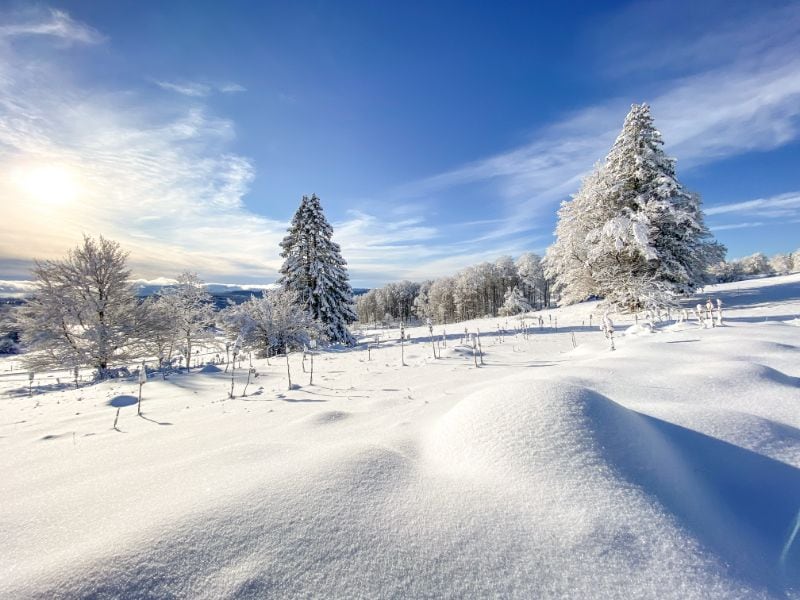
427, 319, 437, 359
243, 367, 256, 397
716, 298, 723, 326
28, 371, 34, 397
400, 322, 406, 367
285, 351, 292, 390
230, 338, 241, 399
137, 361, 146, 416
601, 313, 616, 351
470, 334, 479, 368
705, 299, 714, 327
308, 339, 317, 385
475, 329, 484, 365
74, 366, 80, 390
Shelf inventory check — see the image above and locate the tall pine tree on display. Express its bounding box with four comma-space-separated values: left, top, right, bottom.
546, 104, 724, 310
279, 194, 357, 345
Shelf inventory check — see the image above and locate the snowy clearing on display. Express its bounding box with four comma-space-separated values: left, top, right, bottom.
2, 274, 800, 599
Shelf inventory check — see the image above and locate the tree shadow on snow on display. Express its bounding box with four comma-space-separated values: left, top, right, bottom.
692, 279, 800, 311
107, 395, 138, 408
139, 415, 172, 426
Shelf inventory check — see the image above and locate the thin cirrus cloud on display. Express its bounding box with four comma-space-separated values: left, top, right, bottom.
393, 2, 800, 245
154, 80, 247, 97
709, 222, 765, 232
706, 192, 800, 219
0, 10, 282, 282
0, 8, 436, 285
0, 7, 105, 44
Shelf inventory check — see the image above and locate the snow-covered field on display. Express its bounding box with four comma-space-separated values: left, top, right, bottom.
2, 274, 799, 599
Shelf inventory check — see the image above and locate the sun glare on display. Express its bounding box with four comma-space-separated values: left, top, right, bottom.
12, 164, 82, 206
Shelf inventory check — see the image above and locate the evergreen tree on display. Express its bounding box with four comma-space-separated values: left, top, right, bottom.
279, 194, 357, 344
546, 104, 724, 310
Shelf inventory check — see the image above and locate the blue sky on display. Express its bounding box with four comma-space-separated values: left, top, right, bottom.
1, 0, 799, 287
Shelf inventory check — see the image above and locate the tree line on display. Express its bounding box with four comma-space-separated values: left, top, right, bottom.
355, 253, 549, 325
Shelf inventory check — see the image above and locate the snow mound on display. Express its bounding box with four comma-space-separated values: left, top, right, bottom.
198, 363, 222, 373
622, 322, 655, 336
425, 378, 800, 596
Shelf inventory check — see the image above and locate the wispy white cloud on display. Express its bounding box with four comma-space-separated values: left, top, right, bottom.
0, 15, 281, 281
154, 80, 247, 97
154, 80, 211, 97
393, 2, 800, 245
706, 192, 800, 218
0, 8, 105, 44
709, 222, 764, 232
0, 8, 446, 285
219, 83, 246, 94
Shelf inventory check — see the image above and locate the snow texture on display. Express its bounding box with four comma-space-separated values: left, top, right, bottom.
1, 274, 799, 599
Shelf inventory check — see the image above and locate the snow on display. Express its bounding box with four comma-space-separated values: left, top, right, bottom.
2, 274, 800, 598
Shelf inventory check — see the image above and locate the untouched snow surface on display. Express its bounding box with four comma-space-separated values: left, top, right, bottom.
2, 274, 800, 598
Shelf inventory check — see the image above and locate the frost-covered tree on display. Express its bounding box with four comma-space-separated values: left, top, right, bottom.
158, 272, 215, 371
16, 236, 138, 378
546, 104, 724, 310
499, 287, 531, 316
545, 167, 608, 306
738, 252, 770, 276
221, 289, 319, 356
707, 260, 744, 283
136, 295, 180, 373
279, 194, 357, 345
769, 253, 793, 275
428, 276, 456, 323
516, 252, 548, 308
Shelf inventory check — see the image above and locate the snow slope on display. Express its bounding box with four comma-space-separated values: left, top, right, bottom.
1, 274, 799, 598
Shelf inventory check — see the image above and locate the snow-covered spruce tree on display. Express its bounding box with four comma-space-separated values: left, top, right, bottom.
546, 104, 724, 311
279, 194, 357, 344
16, 236, 139, 379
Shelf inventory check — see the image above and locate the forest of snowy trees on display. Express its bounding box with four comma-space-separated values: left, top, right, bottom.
355, 253, 548, 325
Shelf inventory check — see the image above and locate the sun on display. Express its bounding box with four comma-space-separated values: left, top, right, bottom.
12, 164, 82, 206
